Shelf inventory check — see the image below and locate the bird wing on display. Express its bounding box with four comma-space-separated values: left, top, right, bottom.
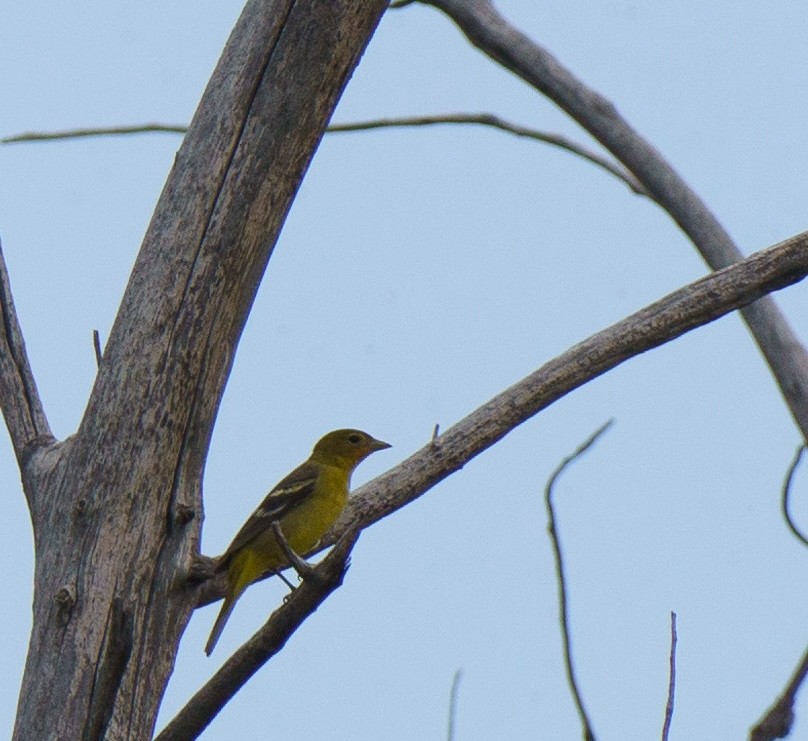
221, 461, 318, 558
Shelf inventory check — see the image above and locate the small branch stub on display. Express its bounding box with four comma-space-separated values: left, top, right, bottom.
55, 586, 76, 626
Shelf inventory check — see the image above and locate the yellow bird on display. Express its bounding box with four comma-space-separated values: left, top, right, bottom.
205, 428, 390, 655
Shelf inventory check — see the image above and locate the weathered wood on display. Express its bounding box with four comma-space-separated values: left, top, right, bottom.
334, 232, 808, 535
0, 241, 55, 476
10, 2, 387, 739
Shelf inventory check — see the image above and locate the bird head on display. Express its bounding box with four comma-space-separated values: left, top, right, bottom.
311, 429, 391, 470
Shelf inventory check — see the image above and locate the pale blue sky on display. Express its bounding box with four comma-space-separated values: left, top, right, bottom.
2, 2, 808, 739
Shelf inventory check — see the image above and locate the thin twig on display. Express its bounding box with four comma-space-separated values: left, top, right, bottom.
156, 528, 359, 741
661, 611, 677, 741
781, 445, 808, 548
328, 114, 647, 195
750, 645, 808, 741
447, 669, 463, 741
270, 520, 316, 579
1, 114, 645, 196
545, 419, 613, 741
92, 330, 102, 368
0, 123, 187, 144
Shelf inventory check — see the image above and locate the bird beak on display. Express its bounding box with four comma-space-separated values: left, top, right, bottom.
369, 437, 391, 452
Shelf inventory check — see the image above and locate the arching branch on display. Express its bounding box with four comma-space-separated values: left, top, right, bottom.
196, 231, 808, 608
417, 0, 808, 442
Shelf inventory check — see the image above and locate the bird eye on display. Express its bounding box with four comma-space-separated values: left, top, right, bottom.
348, 433, 361, 445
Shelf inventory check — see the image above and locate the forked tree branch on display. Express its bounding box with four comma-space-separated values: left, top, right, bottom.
155, 528, 359, 741
417, 0, 808, 442
189, 234, 808, 735
186, 232, 808, 737
10, 2, 391, 738
5, 5, 808, 736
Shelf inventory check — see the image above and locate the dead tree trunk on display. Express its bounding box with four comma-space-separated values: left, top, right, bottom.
4, 2, 387, 738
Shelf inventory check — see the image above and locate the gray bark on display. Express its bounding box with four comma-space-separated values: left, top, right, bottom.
6, 2, 387, 739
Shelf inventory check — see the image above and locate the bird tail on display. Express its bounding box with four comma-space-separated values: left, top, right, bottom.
205, 589, 239, 656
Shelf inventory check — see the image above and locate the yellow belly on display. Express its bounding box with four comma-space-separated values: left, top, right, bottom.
228, 465, 349, 590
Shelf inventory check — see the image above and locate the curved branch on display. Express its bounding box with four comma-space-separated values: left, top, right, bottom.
328, 114, 647, 195
781, 445, 808, 547
2, 114, 646, 196
418, 0, 808, 442
336, 231, 808, 536
545, 421, 613, 741
196, 231, 808, 607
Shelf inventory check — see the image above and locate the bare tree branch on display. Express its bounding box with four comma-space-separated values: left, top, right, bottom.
0, 123, 187, 143
92, 330, 103, 368
417, 0, 808, 443
781, 445, 808, 547
328, 114, 648, 195
447, 669, 463, 741
2, 114, 647, 196
545, 421, 613, 741
195, 230, 808, 609
0, 239, 55, 473
335, 232, 808, 540
154, 528, 359, 741
750, 645, 808, 741
662, 612, 677, 741
182, 224, 808, 736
